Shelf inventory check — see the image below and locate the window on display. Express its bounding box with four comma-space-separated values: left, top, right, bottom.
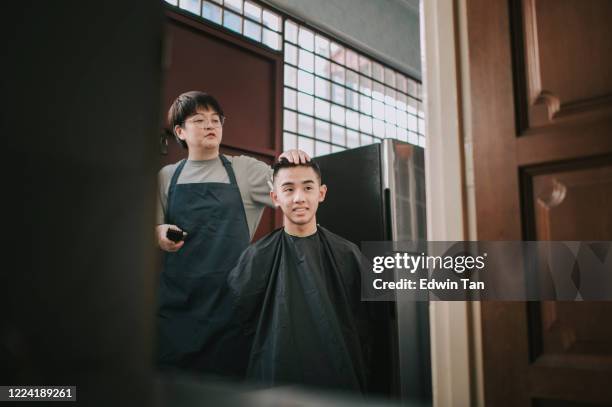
167, 0, 283, 51
283, 19, 424, 157
163, 0, 425, 155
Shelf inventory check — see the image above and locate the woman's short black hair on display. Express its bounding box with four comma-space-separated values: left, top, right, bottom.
167, 91, 224, 149
272, 158, 322, 183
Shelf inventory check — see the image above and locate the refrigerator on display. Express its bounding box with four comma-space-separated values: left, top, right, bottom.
315, 139, 431, 404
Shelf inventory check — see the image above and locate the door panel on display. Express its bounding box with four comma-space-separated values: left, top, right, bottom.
467, 0, 612, 405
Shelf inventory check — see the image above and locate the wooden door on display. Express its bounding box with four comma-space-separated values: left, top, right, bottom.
161, 8, 283, 239
467, 0, 612, 405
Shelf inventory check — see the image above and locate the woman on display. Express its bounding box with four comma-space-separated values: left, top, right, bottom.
155, 91, 308, 375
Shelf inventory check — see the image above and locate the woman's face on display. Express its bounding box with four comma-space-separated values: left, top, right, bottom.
175, 107, 223, 152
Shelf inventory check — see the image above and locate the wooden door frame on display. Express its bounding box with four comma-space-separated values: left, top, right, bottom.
164, 8, 283, 159
422, 0, 485, 406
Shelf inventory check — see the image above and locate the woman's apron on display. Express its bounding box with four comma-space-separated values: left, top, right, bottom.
157, 155, 251, 376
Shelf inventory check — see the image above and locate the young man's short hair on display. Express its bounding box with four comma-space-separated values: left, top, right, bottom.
167, 91, 225, 149
272, 158, 322, 184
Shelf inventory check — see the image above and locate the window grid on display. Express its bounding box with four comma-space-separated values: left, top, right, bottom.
283, 19, 425, 157
163, 0, 425, 156
167, 0, 283, 51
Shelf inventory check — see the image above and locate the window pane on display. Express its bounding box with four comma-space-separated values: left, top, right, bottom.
372, 82, 384, 101
418, 101, 425, 118
397, 110, 407, 129
315, 56, 330, 78
298, 49, 314, 72
284, 43, 297, 65
409, 131, 419, 145
297, 92, 314, 115
225, 0, 242, 13
315, 99, 330, 120
360, 114, 373, 133
396, 92, 407, 110
165, 0, 178, 6
315, 77, 330, 99
244, 1, 261, 21
283, 132, 296, 150
346, 110, 359, 130
407, 97, 418, 114
385, 86, 396, 105
315, 119, 331, 141
360, 95, 372, 115
223, 10, 242, 33
299, 27, 315, 51
346, 89, 359, 110
359, 56, 372, 76
396, 74, 407, 93
385, 104, 396, 125
372, 100, 384, 120
315, 141, 331, 156
298, 114, 314, 137
372, 62, 384, 82
347, 129, 359, 148
297, 70, 314, 94
332, 145, 345, 153
331, 105, 345, 125
202, 1, 222, 24
359, 76, 372, 96
285, 20, 298, 43
297, 136, 314, 157
384, 67, 395, 88
419, 118, 425, 134
179, 0, 201, 15
284, 109, 296, 132
408, 114, 418, 132
331, 83, 344, 105
346, 49, 359, 71
298, 69, 314, 94
397, 127, 408, 142
263, 28, 280, 49
331, 63, 345, 84
330, 42, 345, 64
385, 123, 397, 138
244, 20, 262, 42
315, 35, 330, 57
346, 70, 359, 91
373, 118, 385, 138
407, 78, 418, 96
361, 133, 374, 145
331, 125, 345, 146
284, 65, 297, 88
419, 135, 426, 148
284, 88, 297, 110
262, 9, 280, 31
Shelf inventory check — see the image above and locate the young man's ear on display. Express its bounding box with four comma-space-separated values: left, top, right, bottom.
270, 190, 280, 208
318, 184, 327, 202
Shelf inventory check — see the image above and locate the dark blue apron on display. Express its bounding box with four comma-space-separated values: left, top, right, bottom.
157, 155, 251, 375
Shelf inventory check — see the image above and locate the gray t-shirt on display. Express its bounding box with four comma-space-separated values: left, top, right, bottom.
157, 155, 274, 239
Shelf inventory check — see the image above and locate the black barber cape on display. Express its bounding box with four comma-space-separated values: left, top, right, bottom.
227, 226, 370, 393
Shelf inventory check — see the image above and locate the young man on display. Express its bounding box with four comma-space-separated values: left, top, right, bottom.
156, 91, 308, 374
227, 159, 370, 393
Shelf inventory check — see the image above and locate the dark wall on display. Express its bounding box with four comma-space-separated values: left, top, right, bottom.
1, 1, 162, 406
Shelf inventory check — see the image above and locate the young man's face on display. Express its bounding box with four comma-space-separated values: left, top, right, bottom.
271, 166, 327, 228
175, 107, 223, 152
